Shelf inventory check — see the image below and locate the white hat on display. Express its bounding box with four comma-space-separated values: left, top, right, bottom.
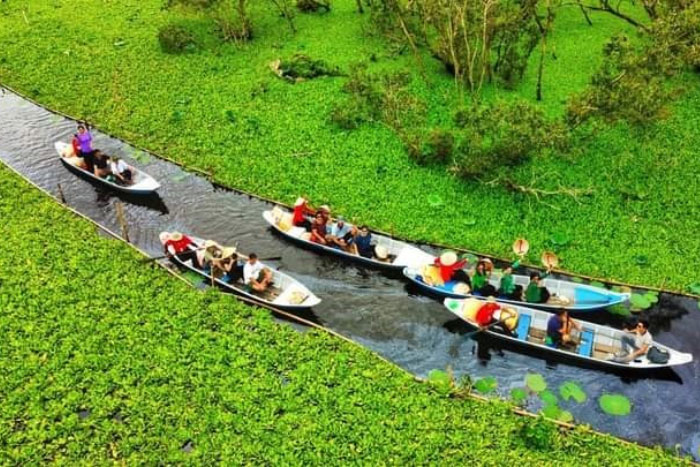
294, 197, 306, 207
170, 232, 183, 242
159, 232, 171, 244
375, 245, 389, 260
221, 246, 237, 259
453, 282, 471, 295
440, 251, 458, 267
319, 204, 331, 213
487, 295, 496, 303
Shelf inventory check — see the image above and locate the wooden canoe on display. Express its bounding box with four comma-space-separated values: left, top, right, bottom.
55, 142, 160, 194
262, 208, 434, 271
161, 233, 321, 310
443, 298, 693, 370
403, 266, 630, 312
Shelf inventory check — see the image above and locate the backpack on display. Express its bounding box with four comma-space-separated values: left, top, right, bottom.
647, 346, 670, 364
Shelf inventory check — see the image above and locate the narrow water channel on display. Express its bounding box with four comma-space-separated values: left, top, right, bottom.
1, 88, 698, 460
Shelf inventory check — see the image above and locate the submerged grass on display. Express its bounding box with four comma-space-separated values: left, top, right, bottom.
0, 162, 685, 464
0, 0, 698, 291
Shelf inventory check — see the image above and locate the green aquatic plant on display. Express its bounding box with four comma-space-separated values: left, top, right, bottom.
599, 394, 632, 416
474, 376, 498, 394
629, 293, 653, 312
510, 387, 528, 405
559, 382, 586, 403
539, 390, 558, 406
525, 374, 547, 393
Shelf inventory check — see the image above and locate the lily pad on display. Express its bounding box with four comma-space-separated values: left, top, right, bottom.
427, 194, 443, 207
633, 255, 650, 267
589, 281, 605, 289
643, 292, 659, 304
629, 293, 652, 311
428, 369, 450, 388
571, 276, 584, 283
510, 387, 527, 405
606, 304, 631, 317
558, 410, 574, 423
687, 283, 700, 295
474, 376, 498, 394
559, 381, 587, 403
599, 394, 631, 416
549, 232, 570, 247
463, 218, 477, 227
539, 390, 558, 406
525, 373, 547, 393
541, 403, 561, 420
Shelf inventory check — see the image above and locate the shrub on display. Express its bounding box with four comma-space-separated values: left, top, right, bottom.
406, 129, 455, 166
277, 54, 343, 80
297, 0, 331, 13
157, 24, 196, 54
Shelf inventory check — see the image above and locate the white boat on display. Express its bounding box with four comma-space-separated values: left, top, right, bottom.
262, 207, 434, 271
55, 141, 160, 194
161, 233, 321, 310
443, 298, 693, 370
403, 266, 630, 312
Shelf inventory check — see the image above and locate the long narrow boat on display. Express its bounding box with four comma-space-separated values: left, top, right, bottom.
262, 207, 434, 271
404, 266, 630, 312
55, 142, 160, 194
160, 233, 321, 310
444, 298, 693, 370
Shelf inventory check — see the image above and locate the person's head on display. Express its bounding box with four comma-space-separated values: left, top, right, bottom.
315, 212, 324, 222
249, 253, 258, 263
77, 124, 86, 134
637, 319, 650, 334
556, 308, 568, 319
504, 265, 513, 275
112, 155, 121, 163
476, 261, 485, 273
336, 216, 345, 228
530, 272, 541, 282
359, 225, 369, 236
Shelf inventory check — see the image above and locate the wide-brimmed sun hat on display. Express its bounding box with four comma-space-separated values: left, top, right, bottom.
170, 232, 183, 242
159, 232, 171, 244
319, 204, 331, 213
453, 282, 471, 295
294, 197, 306, 207
440, 251, 458, 267
375, 245, 389, 260
221, 246, 237, 259
487, 295, 496, 303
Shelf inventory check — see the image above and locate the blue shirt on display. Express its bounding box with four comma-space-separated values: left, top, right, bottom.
354, 233, 373, 257
331, 223, 351, 238
546, 315, 562, 340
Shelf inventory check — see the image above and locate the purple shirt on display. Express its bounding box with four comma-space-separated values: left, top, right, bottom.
77, 132, 93, 153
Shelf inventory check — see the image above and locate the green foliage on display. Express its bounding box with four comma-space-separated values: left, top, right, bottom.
510, 387, 528, 405
406, 128, 455, 166
276, 54, 343, 81
599, 394, 632, 416
559, 382, 587, 403
474, 376, 498, 395
0, 0, 698, 294
525, 373, 547, 393
539, 390, 558, 406
630, 293, 653, 311
158, 24, 197, 54
452, 100, 569, 178
297, 0, 331, 13
517, 417, 559, 451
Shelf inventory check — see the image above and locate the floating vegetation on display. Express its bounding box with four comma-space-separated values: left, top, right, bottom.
539, 390, 558, 406
549, 232, 570, 247
525, 373, 547, 393
427, 193, 443, 207
589, 280, 605, 289
427, 369, 450, 391
633, 255, 650, 267
571, 276, 584, 283
629, 293, 653, 312
599, 394, 632, 416
510, 387, 528, 405
559, 382, 587, 403
558, 410, 574, 423
606, 304, 631, 317
474, 376, 498, 394
688, 283, 700, 295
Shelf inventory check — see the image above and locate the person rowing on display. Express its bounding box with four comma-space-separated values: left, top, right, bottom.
93, 150, 110, 178
433, 251, 471, 285
75, 124, 95, 172
474, 296, 519, 337
545, 309, 581, 348
161, 231, 202, 268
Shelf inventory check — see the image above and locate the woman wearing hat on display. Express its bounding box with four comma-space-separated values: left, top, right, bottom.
433, 251, 471, 285
475, 296, 518, 336
292, 196, 316, 231
162, 232, 202, 268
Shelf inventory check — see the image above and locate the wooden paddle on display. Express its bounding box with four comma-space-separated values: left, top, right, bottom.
463, 320, 504, 339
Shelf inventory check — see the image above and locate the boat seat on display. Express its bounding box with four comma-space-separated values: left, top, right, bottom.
515, 314, 532, 341
527, 335, 545, 345
529, 328, 545, 340
578, 330, 594, 357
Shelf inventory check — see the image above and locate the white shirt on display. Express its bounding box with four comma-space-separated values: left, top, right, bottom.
243, 260, 264, 283
635, 331, 653, 350
110, 159, 128, 174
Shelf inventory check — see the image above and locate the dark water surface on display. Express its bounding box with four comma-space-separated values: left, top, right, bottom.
1, 88, 698, 459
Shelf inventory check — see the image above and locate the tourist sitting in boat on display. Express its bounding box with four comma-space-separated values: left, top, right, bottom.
328, 217, 353, 252
109, 155, 133, 185
433, 251, 471, 285
318, 204, 331, 225
471, 260, 497, 296
76, 124, 95, 172
611, 319, 653, 363
375, 245, 390, 262
218, 252, 244, 284
292, 196, 315, 231
545, 309, 581, 348
93, 150, 110, 178
310, 212, 328, 245
474, 296, 519, 336
525, 271, 551, 303
244, 253, 273, 292
353, 225, 373, 258
162, 231, 201, 268
498, 261, 523, 300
